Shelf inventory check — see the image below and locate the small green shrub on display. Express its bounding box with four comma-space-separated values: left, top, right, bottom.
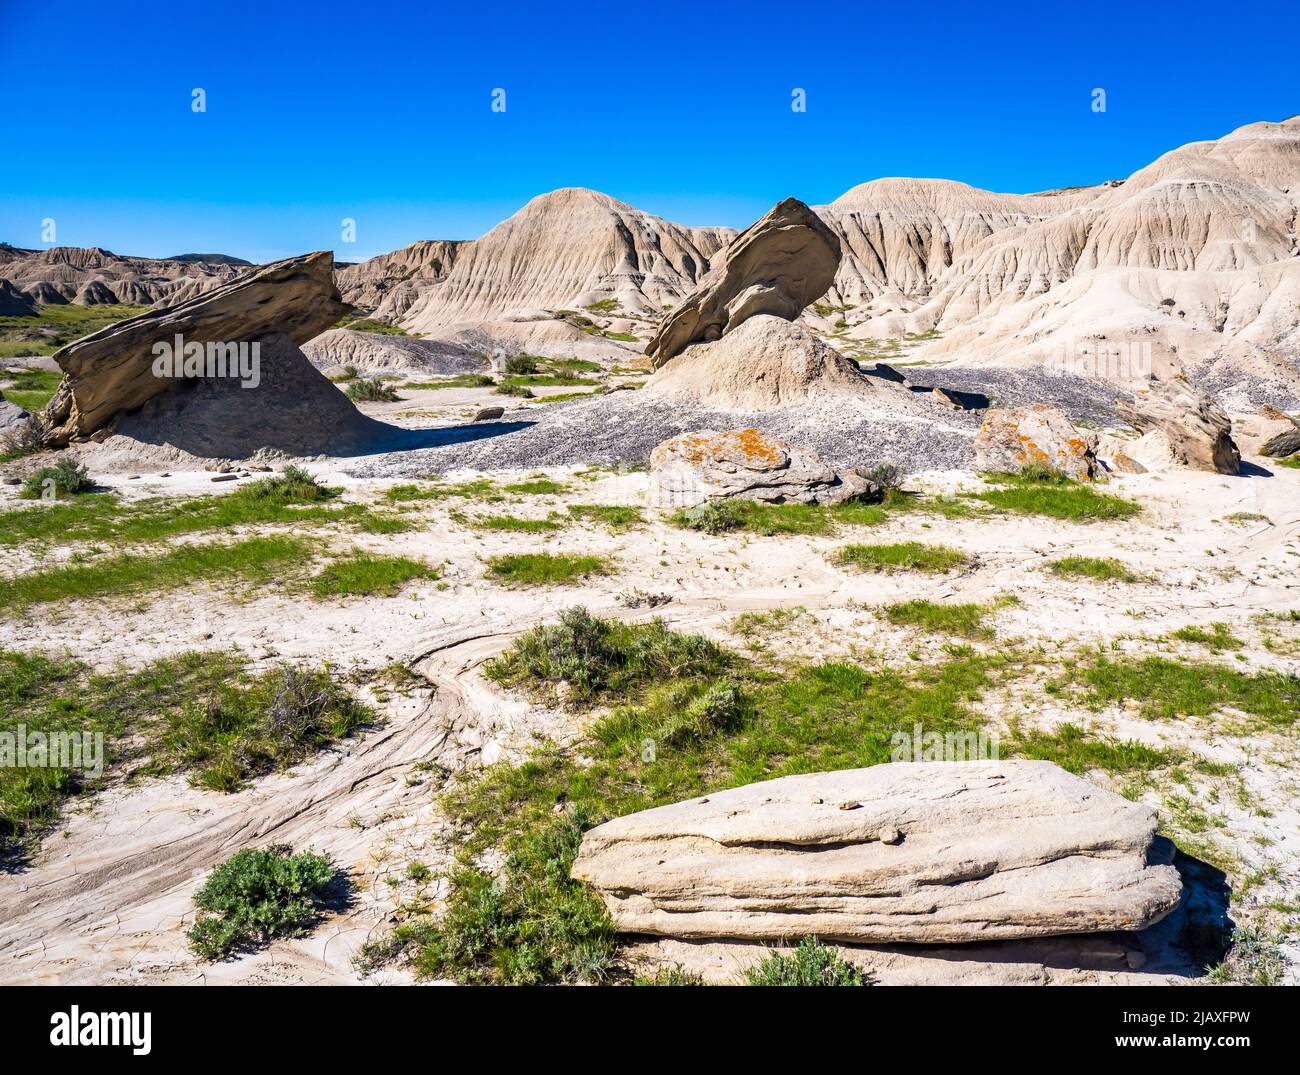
864, 463, 905, 491
505, 354, 540, 375
188, 845, 338, 961
744, 937, 874, 986
486, 606, 730, 703
346, 378, 400, 403
494, 382, 535, 398
19, 458, 93, 499
375, 809, 619, 984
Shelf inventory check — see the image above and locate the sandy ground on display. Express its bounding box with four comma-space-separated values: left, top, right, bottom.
0, 457, 1297, 985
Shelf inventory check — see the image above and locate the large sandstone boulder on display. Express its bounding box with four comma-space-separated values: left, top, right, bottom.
41, 251, 349, 446
1234, 404, 1300, 458
645, 198, 840, 368
648, 428, 876, 508
1115, 377, 1240, 474
573, 761, 1182, 944
643, 315, 881, 410
974, 404, 1101, 480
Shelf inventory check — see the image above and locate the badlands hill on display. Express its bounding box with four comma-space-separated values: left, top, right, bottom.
0, 244, 247, 307
349, 188, 736, 329
335, 117, 1299, 396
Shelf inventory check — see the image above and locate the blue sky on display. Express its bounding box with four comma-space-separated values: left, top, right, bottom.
2, 0, 1294, 262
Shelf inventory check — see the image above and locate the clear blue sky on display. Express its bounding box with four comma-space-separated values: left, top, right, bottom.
2, 0, 1294, 262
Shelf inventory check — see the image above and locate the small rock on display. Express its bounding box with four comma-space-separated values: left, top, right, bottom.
211, 473, 239, 483
472, 406, 505, 422
878, 826, 903, 845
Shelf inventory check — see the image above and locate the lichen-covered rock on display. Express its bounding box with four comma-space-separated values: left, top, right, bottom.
648, 428, 876, 508
974, 404, 1100, 480
645, 198, 841, 368
1115, 377, 1240, 474
572, 760, 1182, 944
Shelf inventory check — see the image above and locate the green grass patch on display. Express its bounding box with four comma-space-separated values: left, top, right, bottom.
0, 534, 311, 613
838, 541, 968, 573
336, 316, 409, 336
1169, 622, 1243, 653
1046, 556, 1140, 582
1061, 654, 1299, 727
188, 845, 340, 961
973, 473, 1141, 522
566, 503, 643, 530
459, 513, 563, 533
503, 478, 566, 495
485, 553, 613, 587
883, 598, 1011, 639
383, 478, 499, 503
0, 651, 370, 855
0, 466, 351, 548
1274, 455, 1300, 469
0, 304, 152, 357
1010, 721, 1171, 775
310, 553, 437, 598
501, 374, 599, 388
403, 373, 495, 390
0, 368, 63, 410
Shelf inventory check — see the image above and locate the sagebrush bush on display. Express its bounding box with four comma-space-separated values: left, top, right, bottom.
345, 378, 400, 403
188, 845, 338, 961
19, 457, 92, 499
376, 808, 619, 984
744, 936, 874, 986
864, 462, 904, 491
505, 354, 540, 375
493, 382, 534, 398
672, 499, 747, 535
486, 606, 731, 703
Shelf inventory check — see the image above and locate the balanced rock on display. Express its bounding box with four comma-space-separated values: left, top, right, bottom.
1234, 404, 1300, 458
648, 428, 876, 508
974, 404, 1101, 480
643, 316, 880, 410
1115, 377, 1239, 474
572, 760, 1182, 944
41, 251, 349, 446
645, 198, 840, 367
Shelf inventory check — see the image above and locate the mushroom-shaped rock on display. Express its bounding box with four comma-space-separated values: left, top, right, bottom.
645, 198, 841, 368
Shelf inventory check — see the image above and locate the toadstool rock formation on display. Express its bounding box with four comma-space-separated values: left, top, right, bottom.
40, 251, 349, 447
645, 197, 841, 368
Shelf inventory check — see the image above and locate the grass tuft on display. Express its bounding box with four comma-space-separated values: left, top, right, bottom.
486, 553, 612, 586
744, 937, 874, 986
1047, 556, 1140, 582
838, 541, 968, 573
310, 553, 437, 598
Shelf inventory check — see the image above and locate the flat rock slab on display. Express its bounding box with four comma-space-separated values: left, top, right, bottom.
572, 761, 1182, 944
